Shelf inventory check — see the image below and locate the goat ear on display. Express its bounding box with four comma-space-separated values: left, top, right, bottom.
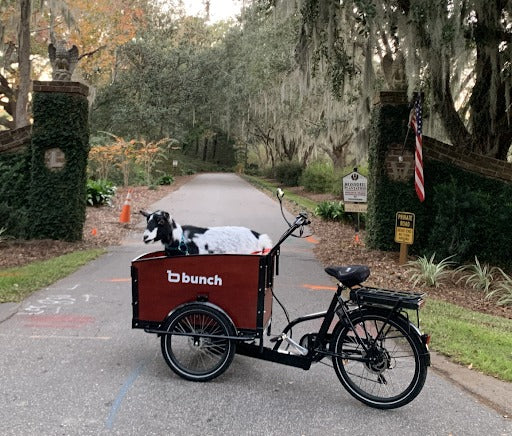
140, 210, 150, 218
162, 211, 170, 221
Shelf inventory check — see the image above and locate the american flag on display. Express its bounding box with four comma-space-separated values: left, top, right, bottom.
410, 95, 425, 202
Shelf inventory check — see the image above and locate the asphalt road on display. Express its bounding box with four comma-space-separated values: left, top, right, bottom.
0, 173, 510, 435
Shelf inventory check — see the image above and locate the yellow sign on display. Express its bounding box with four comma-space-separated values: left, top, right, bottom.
395, 212, 415, 244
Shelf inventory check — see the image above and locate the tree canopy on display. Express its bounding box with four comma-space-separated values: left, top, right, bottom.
298, 0, 512, 160
2, 0, 511, 167
0, 0, 146, 129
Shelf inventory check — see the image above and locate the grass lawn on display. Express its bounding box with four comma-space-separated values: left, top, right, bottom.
242, 175, 319, 212
0, 249, 105, 303
422, 298, 512, 382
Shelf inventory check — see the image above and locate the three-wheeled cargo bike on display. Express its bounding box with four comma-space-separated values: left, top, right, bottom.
132, 210, 431, 409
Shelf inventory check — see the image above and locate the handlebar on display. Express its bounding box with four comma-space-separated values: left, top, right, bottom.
270, 188, 311, 257
293, 212, 310, 227
268, 212, 310, 256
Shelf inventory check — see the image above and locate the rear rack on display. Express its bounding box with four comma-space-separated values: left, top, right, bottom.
350, 287, 425, 311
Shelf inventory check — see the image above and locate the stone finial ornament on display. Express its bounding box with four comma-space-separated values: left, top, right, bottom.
382, 50, 407, 90
48, 40, 79, 81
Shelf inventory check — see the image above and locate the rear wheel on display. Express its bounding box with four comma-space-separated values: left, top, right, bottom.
330, 310, 427, 409
161, 304, 236, 382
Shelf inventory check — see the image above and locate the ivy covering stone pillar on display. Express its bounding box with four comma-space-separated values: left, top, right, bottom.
29, 81, 90, 241
366, 91, 427, 252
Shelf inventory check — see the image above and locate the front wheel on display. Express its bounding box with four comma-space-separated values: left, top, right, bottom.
160, 303, 236, 382
330, 310, 427, 409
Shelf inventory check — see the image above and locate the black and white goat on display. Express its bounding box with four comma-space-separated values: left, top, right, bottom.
140, 210, 273, 256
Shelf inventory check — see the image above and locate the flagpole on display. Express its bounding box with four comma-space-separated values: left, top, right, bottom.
399, 125, 411, 162
399, 102, 415, 162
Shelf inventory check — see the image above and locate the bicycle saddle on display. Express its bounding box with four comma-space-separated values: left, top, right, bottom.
324, 265, 370, 288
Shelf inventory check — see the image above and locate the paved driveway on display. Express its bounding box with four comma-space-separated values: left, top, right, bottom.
0, 173, 510, 435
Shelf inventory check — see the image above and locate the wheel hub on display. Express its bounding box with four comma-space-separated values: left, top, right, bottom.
364, 346, 391, 374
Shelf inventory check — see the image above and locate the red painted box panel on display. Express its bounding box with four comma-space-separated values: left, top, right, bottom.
132, 252, 272, 330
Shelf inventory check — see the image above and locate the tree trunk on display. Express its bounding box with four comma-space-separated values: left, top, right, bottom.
430, 55, 472, 152
323, 133, 353, 168
202, 138, 208, 161
15, 0, 31, 129
212, 135, 217, 160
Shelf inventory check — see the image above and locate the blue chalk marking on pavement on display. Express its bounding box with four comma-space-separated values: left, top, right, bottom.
105, 362, 145, 430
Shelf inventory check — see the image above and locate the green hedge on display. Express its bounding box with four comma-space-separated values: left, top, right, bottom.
301, 161, 335, 193
0, 151, 31, 238
29, 92, 89, 241
275, 161, 303, 186
424, 161, 512, 266
366, 100, 512, 270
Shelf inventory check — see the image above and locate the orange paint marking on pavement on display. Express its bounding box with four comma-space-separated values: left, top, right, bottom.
305, 236, 319, 244
22, 314, 95, 329
302, 284, 337, 291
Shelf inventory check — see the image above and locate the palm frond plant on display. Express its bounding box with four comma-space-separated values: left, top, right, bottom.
406, 253, 456, 288
454, 256, 500, 293
0, 227, 13, 244
485, 269, 512, 306
314, 201, 345, 221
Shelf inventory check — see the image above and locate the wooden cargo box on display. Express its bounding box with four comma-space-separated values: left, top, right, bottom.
132, 251, 274, 332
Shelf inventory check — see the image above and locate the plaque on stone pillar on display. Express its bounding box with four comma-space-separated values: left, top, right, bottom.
385, 143, 414, 181
44, 147, 66, 171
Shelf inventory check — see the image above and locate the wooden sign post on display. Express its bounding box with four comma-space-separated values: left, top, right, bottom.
395, 212, 415, 264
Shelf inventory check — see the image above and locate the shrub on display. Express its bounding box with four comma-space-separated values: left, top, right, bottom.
0, 152, 31, 238
275, 161, 303, 186
158, 175, 174, 185
314, 200, 367, 228
455, 256, 501, 293
301, 161, 335, 193
245, 163, 260, 176
486, 270, 512, 306
86, 180, 117, 206
0, 227, 12, 243
315, 201, 345, 221
406, 253, 456, 288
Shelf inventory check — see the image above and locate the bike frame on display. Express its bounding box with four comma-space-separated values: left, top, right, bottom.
236, 281, 413, 368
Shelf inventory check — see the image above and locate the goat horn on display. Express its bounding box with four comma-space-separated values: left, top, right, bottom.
140, 210, 150, 217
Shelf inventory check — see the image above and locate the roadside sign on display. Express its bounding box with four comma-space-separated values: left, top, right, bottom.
344, 202, 368, 213
343, 171, 367, 203
395, 212, 415, 244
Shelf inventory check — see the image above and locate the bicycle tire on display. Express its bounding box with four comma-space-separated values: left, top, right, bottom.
160, 303, 236, 382
330, 309, 427, 409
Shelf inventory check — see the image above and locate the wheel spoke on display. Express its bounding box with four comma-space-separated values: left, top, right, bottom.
161, 305, 236, 382
331, 312, 427, 408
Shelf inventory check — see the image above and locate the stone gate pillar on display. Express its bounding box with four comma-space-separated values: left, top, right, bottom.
366, 91, 425, 251
29, 81, 90, 241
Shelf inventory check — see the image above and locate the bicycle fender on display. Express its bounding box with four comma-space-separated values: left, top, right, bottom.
164, 301, 237, 333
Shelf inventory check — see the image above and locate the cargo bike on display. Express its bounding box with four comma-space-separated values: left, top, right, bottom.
131, 195, 431, 409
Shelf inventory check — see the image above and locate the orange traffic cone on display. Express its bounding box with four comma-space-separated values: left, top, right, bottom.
119, 190, 132, 224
